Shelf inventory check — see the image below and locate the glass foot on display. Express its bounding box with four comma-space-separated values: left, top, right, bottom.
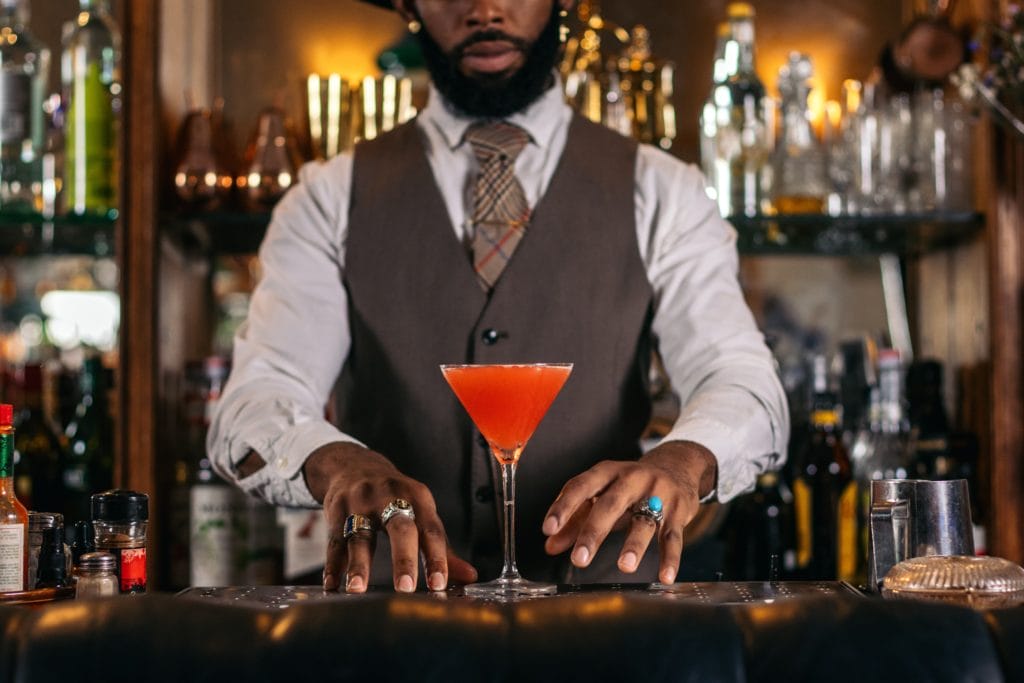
463, 576, 557, 598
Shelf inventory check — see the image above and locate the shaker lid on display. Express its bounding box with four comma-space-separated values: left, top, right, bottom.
883, 555, 1024, 608
79, 552, 117, 572
91, 490, 149, 522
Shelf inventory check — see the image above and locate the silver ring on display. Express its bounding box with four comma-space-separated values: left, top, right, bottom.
380, 498, 415, 527
633, 496, 664, 525
343, 513, 376, 540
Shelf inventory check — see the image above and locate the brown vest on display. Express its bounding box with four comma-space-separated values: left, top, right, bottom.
343, 115, 653, 579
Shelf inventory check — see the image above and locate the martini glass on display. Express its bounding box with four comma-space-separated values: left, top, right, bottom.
440, 363, 572, 597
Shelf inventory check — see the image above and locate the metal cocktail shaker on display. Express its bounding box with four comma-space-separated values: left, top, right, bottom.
867, 478, 974, 590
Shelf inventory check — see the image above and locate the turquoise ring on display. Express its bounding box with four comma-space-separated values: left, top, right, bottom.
633, 496, 665, 525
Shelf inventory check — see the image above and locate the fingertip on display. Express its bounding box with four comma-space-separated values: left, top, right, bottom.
542, 515, 559, 535
660, 566, 677, 584
346, 574, 366, 593
323, 571, 339, 592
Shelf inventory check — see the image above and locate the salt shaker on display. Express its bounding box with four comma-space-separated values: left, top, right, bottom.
75, 552, 118, 598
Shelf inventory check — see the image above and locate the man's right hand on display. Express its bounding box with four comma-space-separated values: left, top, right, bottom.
303, 442, 477, 593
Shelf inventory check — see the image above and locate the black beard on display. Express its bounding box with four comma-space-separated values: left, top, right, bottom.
415, 4, 561, 118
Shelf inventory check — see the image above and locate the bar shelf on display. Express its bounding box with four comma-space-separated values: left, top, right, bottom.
0, 211, 116, 258
733, 212, 984, 256
164, 211, 985, 257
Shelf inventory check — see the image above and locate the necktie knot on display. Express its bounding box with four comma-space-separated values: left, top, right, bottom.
465, 121, 530, 165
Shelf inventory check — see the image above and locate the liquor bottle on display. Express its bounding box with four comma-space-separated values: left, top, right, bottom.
62, 0, 122, 218
905, 359, 951, 479
13, 364, 64, 514
771, 52, 827, 214
711, 2, 769, 218
858, 349, 911, 483
0, 0, 49, 212
61, 357, 114, 524
0, 403, 29, 592
725, 470, 796, 580
699, 21, 732, 204
792, 355, 858, 581
184, 357, 283, 587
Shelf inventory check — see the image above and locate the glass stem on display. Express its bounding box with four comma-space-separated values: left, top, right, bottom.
499, 460, 519, 581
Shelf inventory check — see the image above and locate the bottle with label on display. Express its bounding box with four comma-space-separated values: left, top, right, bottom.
771, 52, 827, 214
711, 2, 769, 217
61, 356, 114, 525
792, 355, 858, 581
62, 0, 121, 217
0, 0, 48, 212
0, 403, 28, 592
91, 489, 147, 594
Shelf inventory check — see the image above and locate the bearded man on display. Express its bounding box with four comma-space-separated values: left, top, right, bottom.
208, 0, 788, 593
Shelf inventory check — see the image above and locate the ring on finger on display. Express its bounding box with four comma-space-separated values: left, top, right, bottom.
343, 513, 376, 540
632, 496, 665, 525
380, 498, 416, 527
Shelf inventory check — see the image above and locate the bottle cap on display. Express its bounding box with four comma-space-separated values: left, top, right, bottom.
79, 551, 117, 573
727, 2, 756, 19
91, 489, 149, 522
0, 404, 12, 426
28, 511, 63, 532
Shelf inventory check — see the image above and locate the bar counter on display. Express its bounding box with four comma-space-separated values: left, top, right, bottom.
1, 584, 1022, 682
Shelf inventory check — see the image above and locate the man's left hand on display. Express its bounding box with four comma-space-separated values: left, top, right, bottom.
541, 441, 717, 584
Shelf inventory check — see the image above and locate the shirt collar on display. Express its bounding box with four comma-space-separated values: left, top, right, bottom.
420, 72, 568, 153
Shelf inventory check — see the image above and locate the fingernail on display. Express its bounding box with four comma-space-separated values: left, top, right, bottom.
543, 515, 558, 535
323, 572, 338, 591
662, 567, 677, 584
346, 574, 365, 592
429, 572, 445, 591
397, 574, 415, 592
572, 546, 590, 567
620, 552, 637, 572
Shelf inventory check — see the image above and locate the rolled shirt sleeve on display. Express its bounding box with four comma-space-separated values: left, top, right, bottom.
206, 155, 362, 508
636, 145, 790, 502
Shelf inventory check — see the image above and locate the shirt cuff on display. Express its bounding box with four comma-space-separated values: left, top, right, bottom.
659, 416, 767, 503
228, 419, 364, 509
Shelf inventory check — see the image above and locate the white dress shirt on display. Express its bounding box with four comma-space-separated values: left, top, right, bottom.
208, 77, 790, 508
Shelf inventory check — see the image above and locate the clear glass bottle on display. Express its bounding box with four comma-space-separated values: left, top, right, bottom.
62, 0, 121, 218
0, 403, 28, 592
699, 21, 731, 204
75, 551, 117, 598
0, 0, 49, 212
861, 349, 911, 482
771, 52, 827, 214
712, 2, 768, 218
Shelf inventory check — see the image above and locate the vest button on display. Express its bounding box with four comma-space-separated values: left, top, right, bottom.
475, 486, 494, 503
481, 328, 502, 345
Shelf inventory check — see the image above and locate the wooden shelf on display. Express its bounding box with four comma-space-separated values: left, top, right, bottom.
0, 212, 116, 257
163, 211, 985, 258
733, 212, 984, 256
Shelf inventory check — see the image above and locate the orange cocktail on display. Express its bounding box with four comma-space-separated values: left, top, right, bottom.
441, 363, 572, 597
441, 364, 571, 464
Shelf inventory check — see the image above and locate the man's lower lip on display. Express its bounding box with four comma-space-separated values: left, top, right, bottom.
461, 50, 521, 74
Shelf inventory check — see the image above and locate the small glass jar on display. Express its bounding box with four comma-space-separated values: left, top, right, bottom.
75, 552, 118, 598
27, 512, 62, 590
91, 490, 148, 594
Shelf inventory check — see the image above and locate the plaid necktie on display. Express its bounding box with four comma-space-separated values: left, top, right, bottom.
465, 121, 531, 291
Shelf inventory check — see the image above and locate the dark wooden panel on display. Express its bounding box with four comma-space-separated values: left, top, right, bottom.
989, 125, 1024, 564
120, 0, 160, 578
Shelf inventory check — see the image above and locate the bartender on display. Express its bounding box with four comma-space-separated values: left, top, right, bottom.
207, 0, 788, 593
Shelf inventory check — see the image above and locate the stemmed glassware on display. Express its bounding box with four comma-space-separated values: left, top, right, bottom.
440, 363, 572, 598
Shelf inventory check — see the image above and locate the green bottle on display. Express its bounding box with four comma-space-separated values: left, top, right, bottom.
62, 0, 121, 218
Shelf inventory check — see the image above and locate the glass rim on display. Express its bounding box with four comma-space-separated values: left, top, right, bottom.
439, 362, 574, 370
